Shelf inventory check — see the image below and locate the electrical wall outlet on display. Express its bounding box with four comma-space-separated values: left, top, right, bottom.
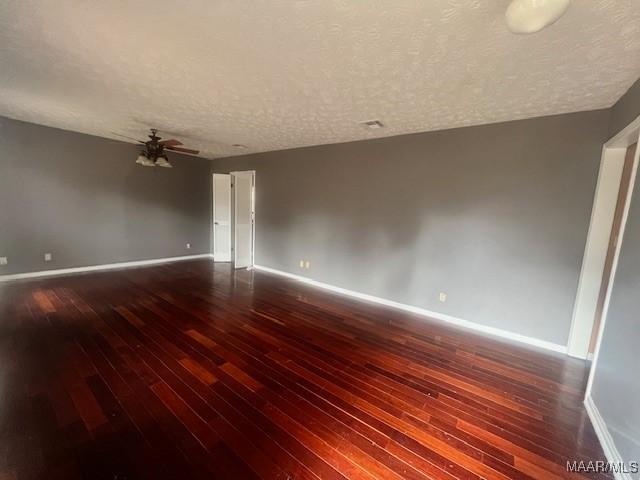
305, 261, 310, 269
439, 292, 447, 303
44, 253, 52, 262
0, 257, 7, 266
186, 243, 191, 250
299, 260, 304, 268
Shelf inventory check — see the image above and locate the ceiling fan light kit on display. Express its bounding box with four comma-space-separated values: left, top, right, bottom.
505, 0, 571, 34
155, 155, 173, 168
135, 152, 156, 167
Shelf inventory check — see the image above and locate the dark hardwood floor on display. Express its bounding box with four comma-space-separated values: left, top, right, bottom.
0, 259, 609, 479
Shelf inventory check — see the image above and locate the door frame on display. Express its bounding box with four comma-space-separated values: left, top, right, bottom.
230, 170, 256, 269
569, 116, 640, 396
211, 173, 232, 262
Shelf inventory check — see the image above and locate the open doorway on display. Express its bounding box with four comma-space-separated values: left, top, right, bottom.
569, 118, 640, 362
211, 171, 256, 269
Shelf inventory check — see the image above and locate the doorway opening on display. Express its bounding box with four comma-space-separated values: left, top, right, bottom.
587, 143, 636, 355
211, 171, 255, 269
569, 117, 640, 365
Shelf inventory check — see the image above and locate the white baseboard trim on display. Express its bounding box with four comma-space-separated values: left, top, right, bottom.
0, 254, 214, 282
253, 265, 567, 354
584, 395, 631, 480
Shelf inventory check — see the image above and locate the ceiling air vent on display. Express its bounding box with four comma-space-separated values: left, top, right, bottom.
362, 120, 384, 129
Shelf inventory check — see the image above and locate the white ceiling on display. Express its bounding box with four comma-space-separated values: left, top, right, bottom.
1, 1, 639, 159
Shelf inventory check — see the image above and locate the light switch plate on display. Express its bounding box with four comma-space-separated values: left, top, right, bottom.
0, 257, 7, 266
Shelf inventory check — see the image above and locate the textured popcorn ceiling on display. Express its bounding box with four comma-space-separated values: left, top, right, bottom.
1, 1, 639, 159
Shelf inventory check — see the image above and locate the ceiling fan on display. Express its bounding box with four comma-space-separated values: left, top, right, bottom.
113, 129, 200, 168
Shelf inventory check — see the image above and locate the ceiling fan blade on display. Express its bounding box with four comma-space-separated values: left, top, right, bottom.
110, 132, 145, 143
166, 146, 200, 155
159, 139, 183, 147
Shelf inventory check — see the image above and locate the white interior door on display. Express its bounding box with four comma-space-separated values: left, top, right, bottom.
212, 174, 231, 262
232, 171, 254, 269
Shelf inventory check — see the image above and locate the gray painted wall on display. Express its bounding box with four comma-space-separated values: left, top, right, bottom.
591, 77, 640, 466
213, 110, 610, 346
608, 77, 640, 140
0, 116, 211, 275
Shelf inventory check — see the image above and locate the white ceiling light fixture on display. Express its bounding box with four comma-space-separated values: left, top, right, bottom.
135, 152, 156, 167
505, 0, 571, 34
155, 155, 173, 168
